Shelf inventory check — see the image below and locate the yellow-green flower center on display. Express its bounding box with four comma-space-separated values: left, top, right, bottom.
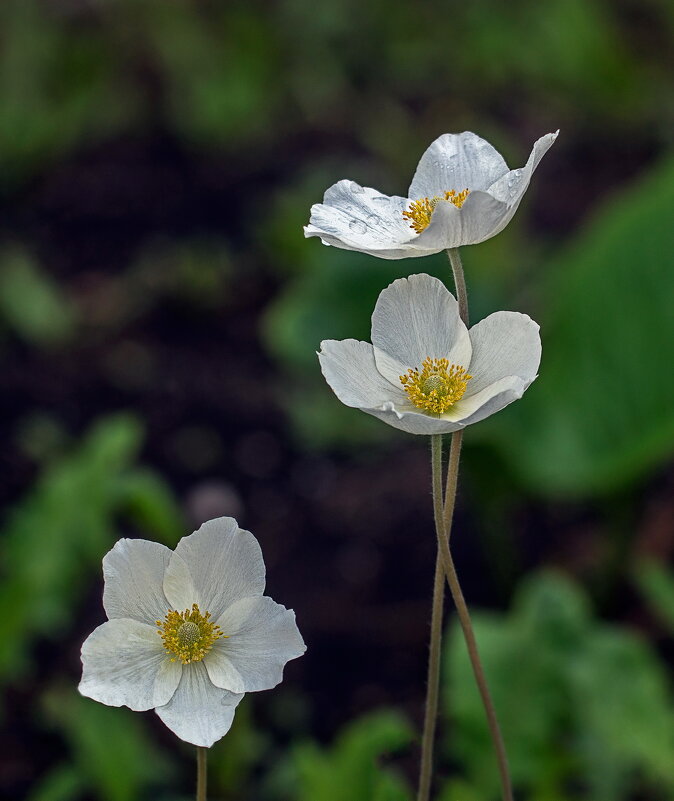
402, 189, 469, 234
400, 357, 472, 414
157, 603, 226, 664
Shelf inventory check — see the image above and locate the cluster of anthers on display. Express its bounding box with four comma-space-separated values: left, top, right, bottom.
402, 189, 470, 234
157, 603, 226, 664
400, 357, 472, 414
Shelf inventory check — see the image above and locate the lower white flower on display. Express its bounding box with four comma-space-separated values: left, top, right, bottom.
79, 517, 306, 747
318, 273, 541, 435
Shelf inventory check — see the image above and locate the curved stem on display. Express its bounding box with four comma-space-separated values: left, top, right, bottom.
438, 537, 513, 801
447, 248, 469, 326
196, 746, 208, 801
416, 438, 447, 801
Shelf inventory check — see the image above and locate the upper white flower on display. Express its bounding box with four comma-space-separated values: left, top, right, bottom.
79, 517, 306, 747
318, 273, 541, 435
305, 130, 558, 259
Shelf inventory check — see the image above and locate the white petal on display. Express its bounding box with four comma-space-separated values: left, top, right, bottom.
412, 191, 508, 250
445, 375, 530, 426
208, 596, 306, 693
79, 619, 181, 711
163, 517, 266, 620
304, 180, 428, 260
486, 131, 559, 232
318, 339, 406, 408
371, 274, 471, 385
465, 311, 541, 395
102, 539, 172, 625
361, 402, 466, 435
408, 132, 509, 199
155, 661, 243, 747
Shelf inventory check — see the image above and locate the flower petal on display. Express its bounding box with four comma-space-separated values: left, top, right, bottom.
79, 619, 181, 711
485, 131, 559, 233
445, 375, 530, 426
208, 596, 306, 693
411, 190, 508, 250
163, 517, 266, 620
318, 339, 406, 408
361, 402, 465, 435
155, 661, 243, 747
408, 132, 509, 199
371, 274, 471, 385
304, 180, 428, 260
102, 539, 172, 625
465, 311, 541, 395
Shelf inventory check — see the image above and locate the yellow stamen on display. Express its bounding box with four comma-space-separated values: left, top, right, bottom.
402, 189, 470, 234
157, 603, 227, 664
400, 357, 471, 414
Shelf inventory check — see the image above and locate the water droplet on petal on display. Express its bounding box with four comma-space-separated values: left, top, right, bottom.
350, 181, 365, 194
366, 213, 379, 225
349, 220, 367, 234
372, 196, 389, 204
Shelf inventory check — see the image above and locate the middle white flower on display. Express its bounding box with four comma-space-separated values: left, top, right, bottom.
318, 273, 541, 435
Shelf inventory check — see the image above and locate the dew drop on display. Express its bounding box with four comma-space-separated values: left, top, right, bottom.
349, 220, 367, 234
372, 196, 389, 204
366, 213, 379, 225
350, 181, 365, 194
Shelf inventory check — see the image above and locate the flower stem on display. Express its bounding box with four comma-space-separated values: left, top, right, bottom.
196, 746, 208, 801
447, 248, 469, 325
416, 436, 447, 801
440, 247, 513, 801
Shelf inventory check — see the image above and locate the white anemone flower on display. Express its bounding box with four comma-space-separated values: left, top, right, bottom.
79, 517, 306, 747
318, 273, 541, 435
305, 130, 557, 259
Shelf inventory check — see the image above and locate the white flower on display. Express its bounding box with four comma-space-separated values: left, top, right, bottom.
305, 130, 557, 259
79, 517, 306, 747
318, 273, 541, 435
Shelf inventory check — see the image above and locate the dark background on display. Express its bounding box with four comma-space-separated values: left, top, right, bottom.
1, 1, 673, 799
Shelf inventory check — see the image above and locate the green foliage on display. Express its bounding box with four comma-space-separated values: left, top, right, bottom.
445, 571, 674, 800
0, 247, 76, 346
0, 0, 135, 186
280, 710, 413, 801
495, 155, 674, 496
633, 559, 674, 633
0, 415, 183, 685
33, 689, 172, 801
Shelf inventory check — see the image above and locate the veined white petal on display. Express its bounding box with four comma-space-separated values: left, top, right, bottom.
362, 402, 466, 435
155, 661, 243, 747
442, 374, 529, 426
318, 339, 406, 408
412, 191, 508, 250
485, 131, 559, 236
102, 539, 172, 625
304, 180, 428, 259
408, 132, 510, 199
164, 518, 266, 620
209, 596, 306, 693
465, 311, 541, 395
79, 619, 181, 711
371, 274, 471, 385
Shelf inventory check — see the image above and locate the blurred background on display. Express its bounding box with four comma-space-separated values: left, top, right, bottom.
1, 0, 673, 799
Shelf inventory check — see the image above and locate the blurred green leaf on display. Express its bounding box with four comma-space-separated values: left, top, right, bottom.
27, 764, 84, 801
42, 689, 171, 801
0, 247, 76, 346
286, 710, 413, 801
633, 558, 674, 633
0, 415, 180, 685
495, 155, 674, 497
445, 571, 674, 800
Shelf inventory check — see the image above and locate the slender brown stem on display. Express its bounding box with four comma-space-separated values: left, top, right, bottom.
447, 248, 469, 325
416, 438, 447, 801
196, 746, 208, 801
441, 248, 513, 801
